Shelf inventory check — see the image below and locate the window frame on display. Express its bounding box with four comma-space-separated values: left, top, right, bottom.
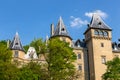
14, 51, 19, 58
98, 30, 103, 36
101, 43, 104, 47
77, 53, 81, 59
94, 30, 99, 35
101, 56, 106, 64
103, 31, 108, 37
78, 64, 82, 70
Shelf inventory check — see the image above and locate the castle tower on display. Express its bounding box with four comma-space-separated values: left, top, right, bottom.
84, 14, 113, 80
50, 16, 72, 45
9, 32, 25, 60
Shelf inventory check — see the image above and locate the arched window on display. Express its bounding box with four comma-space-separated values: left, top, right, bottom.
94, 30, 99, 35
98, 30, 103, 36
103, 31, 108, 37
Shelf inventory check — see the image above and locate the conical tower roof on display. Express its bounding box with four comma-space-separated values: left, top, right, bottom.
89, 13, 111, 30
84, 13, 112, 34
54, 16, 69, 36
9, 32, 24, 51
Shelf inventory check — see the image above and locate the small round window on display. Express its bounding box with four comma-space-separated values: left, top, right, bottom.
103, 31, 108, 37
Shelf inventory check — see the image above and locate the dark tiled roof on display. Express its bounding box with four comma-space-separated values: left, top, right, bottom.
112, 41, 120, 52
89, 13, 111, 30
73, 39, 86, 48
54, 16, 69, 37
9, 32, 24, 51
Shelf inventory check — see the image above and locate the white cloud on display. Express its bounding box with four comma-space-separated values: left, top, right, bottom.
70, 16, 88, 28
85, 10, 108, 19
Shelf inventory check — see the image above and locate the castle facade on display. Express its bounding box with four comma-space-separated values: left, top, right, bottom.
9, 14, 120, 80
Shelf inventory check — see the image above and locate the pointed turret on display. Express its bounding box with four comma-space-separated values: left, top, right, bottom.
9, 32, 24, 51
84, 13, 112, 34
50, 17, 72, 45
89, 13, 111, 30
54, 16, 70, 37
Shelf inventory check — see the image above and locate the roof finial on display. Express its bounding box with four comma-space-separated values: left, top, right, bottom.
16, 32, 19, 36
60, 16, 62, 20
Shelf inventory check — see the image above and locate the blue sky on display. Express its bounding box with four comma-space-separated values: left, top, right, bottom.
0, 0, 120, 45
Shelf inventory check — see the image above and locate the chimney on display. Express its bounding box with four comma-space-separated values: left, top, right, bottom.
51, 23, 54, 36
7, 39, 11, 48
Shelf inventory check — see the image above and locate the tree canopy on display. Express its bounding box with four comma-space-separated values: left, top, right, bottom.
0, 38, 78, 80
0, 40, 12, 62
24, 38, 77, 80
46, 38, 76, 80
102, 57, 120, 80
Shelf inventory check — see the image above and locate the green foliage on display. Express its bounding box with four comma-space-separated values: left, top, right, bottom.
0, 40, 12, 62
23, 45, 29, 53
0, 38, 78, 80
19, 61, 48, 80
0, 40, 19, 80
0, 61, 19, 80
30, 38, 47, 55
47, 38, 76, 80
102, 57, 120, 80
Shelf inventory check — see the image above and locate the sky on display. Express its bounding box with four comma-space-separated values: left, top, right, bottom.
0, 0, 120, 45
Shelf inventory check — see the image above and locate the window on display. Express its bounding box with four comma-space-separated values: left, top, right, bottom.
78, 53, 81, 59
15, 42, 18, 45
78, 64, 82, 70
118, 44, 120, 48
101, 43, 104, 47
101, 56, 106, 64
62, 37, 66, 42
103, 31, 108, 37
98, 30, 103, 36
94, 30, 99, 35
61, 28, 65, 31
14, 51, 19, 58
61, 28, 66, 35
98, 22, 102, 25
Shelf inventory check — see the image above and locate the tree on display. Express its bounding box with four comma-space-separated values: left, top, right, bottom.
0, 61, 19, 80
102, 57, 120, 80
30, 38, 47, 55
23, 38, 77, 79
0, 40, 19, 80
46, 38, 76, 80
23, 44, 29, 52
19, 61, 48, 80
0, 40, 12, 62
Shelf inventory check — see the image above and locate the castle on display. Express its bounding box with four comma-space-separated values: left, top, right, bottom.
8, 14, 120, 80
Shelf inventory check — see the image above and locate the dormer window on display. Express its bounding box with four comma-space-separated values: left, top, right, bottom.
61, 28, 65, 31
118, 44, 120, 48
15, 43, 18, 45
98, 22, 102, 25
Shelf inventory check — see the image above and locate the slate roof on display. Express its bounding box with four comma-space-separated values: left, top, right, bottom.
9, 32, 24, 51
72, 39, 86, 48
54, 16, 69, 37
112, 39, 120, 52
89, 13, 111, 30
